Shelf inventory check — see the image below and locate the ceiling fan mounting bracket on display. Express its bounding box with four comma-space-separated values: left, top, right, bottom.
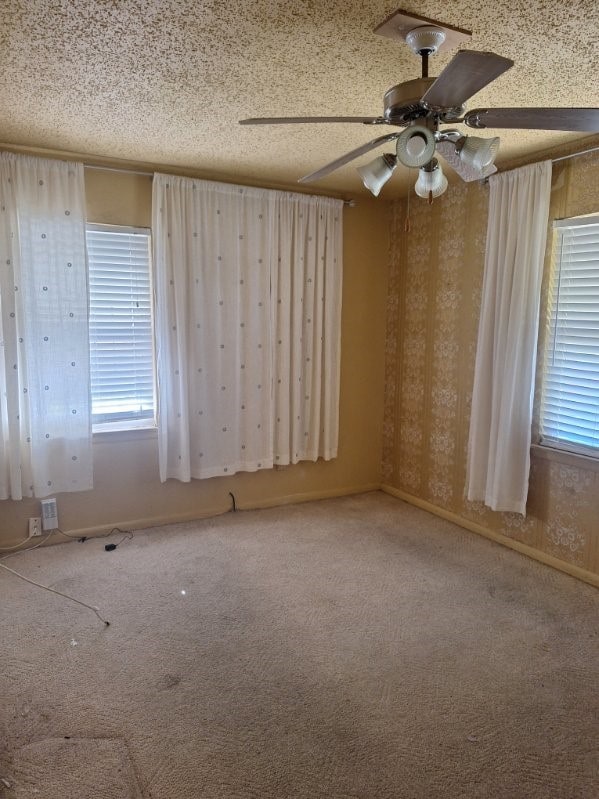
374, 9, 472, 54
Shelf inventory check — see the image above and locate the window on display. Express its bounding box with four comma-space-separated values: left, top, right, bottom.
86, 224, 155, 431
539, 215, 599, 456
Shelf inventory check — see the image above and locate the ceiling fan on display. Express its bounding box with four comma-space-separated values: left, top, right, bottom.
239, 8, 599, 200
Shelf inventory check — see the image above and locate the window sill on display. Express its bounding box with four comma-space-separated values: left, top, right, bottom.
531, 443, 599, 473
93, 421, 158, 444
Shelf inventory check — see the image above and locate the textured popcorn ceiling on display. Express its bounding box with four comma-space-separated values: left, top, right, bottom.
0, 1, 598, 198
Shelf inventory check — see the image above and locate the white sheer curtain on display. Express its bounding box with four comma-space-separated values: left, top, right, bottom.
271, 192, 342, 464
0, 153, 92, 499
466, 160, 552, 514
152, 174, 342, 482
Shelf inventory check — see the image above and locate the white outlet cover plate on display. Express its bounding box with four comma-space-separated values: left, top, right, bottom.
374, 9, 471, 54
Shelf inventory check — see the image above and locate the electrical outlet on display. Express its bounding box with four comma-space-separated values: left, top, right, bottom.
28, 517, 42, 537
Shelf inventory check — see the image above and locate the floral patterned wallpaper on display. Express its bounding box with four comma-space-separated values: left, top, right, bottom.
383, 150, 599, 579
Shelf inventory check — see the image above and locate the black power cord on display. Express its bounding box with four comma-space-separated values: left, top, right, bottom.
58, 526, 133, 551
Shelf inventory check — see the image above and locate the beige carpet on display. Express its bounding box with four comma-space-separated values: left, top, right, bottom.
1, 491, 598, 798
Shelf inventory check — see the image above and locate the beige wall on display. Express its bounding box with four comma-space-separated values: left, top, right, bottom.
383, 151, 599, 584
0, 170, 389, 545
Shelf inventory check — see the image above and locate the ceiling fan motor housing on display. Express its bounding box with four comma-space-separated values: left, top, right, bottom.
383, 78, 464, 125
383, 78, 435, 123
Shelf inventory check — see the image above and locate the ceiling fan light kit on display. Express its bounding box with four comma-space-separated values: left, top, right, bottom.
435, 138, 498, 183
356, 153, 398, 197
396, 124, 436, 167
414, 159, 448, 201
458, 135, 501, 170
240, 7, 599, 200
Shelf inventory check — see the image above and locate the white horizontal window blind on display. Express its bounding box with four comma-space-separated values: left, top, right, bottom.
539, 215, 599, 456
86, 224, 155, 428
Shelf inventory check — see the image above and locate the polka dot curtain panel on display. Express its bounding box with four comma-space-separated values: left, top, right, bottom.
152, 175, 342, 482
0, 153, 92, 499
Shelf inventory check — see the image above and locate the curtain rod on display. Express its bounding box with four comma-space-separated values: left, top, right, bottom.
551, 143, 599, 163
85, 163, 152, 177
82, 163, 357, 206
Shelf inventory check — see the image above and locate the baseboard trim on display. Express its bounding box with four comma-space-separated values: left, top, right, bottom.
236, 483, 381, 512
381, 484, 599, 590
21, 483, 382, 548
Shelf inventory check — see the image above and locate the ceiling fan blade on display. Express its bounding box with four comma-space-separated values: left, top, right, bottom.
239, 116, 387, 125
435, 140, 497, 182
298, 132, 402, 183
421, 50, 513, 109
464, 107, 599, 131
